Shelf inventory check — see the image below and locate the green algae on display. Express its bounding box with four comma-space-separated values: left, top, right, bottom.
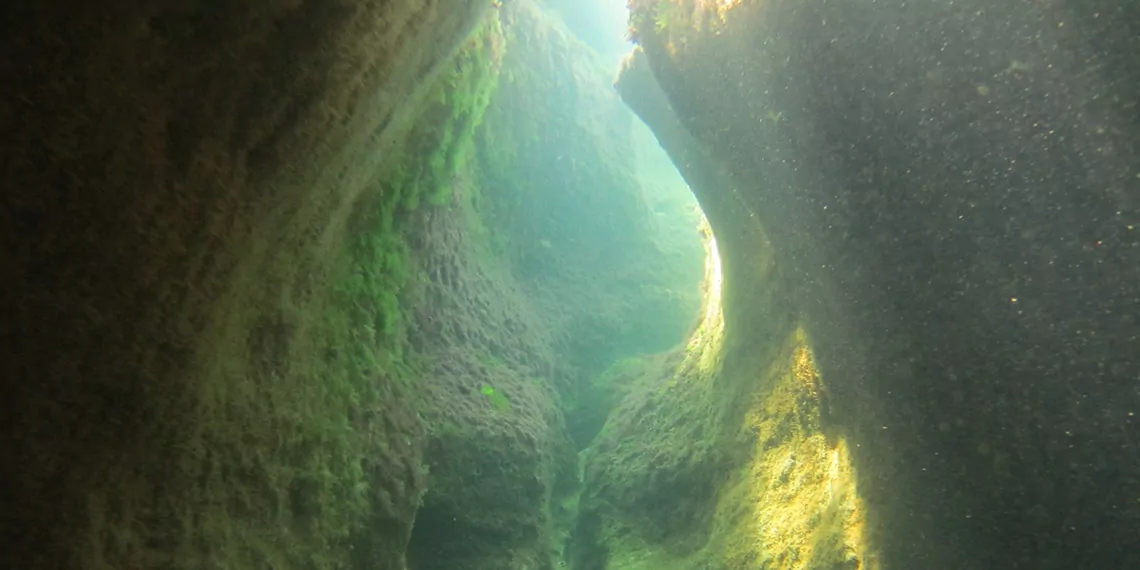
383, 13, 505, 211
480, 383, 513, 412
193, 15, 513, 570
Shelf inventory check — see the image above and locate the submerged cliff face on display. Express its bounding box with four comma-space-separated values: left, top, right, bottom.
8, 0, 1135, 568
615, 0, 1140, 568
397, 5, 702, 568
1, 2, 703, 570
2, 2, 492, 568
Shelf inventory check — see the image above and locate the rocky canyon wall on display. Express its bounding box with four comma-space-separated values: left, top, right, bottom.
620, 0, 1140, 568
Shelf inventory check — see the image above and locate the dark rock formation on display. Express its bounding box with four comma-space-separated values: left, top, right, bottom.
623, 0, 1140, 568
1, 2, 489, 569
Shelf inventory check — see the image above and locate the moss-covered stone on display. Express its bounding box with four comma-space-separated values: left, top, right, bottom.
381, 12, 507, 212
0, 2, 716, 570
0, 2, 495, 569
395, 4, 707, 569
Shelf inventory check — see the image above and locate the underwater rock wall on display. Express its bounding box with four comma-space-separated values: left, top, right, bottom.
366, 16, 573, 570
578, 51, 869, 569
1, 1, 708, 569
400, 3, 707, 568
623, 0, 1140, 568
475, 2, 704, 442
1, 2, 489, 569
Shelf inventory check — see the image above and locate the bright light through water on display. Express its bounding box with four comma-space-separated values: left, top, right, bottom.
686, 213, 725, 374
545, 0, 635, 68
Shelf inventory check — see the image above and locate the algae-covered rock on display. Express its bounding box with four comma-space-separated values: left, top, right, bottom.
394, 3, 703, 568
0, 2, 491, 569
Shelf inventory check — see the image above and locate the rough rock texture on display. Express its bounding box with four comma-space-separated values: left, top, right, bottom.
1, 2, 489, 569
474, 2, 704, 436
400, 4, 705, 568
624, 0, 1140, 568
405, 198, 569, 570
568, 166, 864, 569
1, 1, 708, 569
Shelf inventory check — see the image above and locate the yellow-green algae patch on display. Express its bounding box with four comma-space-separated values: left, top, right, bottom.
577, 207, 879, 569
589, 327, 878, 570
705, 328, 879, 570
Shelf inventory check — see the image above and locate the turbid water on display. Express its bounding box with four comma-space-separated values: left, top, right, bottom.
2, 1, 1137, 570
